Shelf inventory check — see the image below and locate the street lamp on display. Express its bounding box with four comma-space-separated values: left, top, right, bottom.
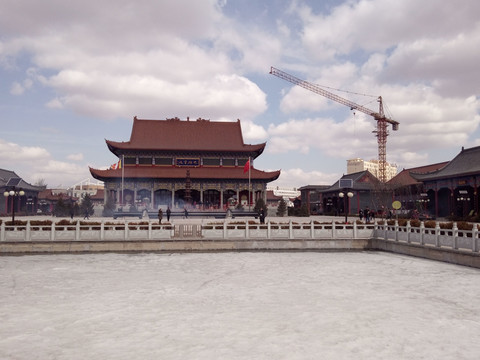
456, 190, 470, 218
4, 188, 25, 223
338, 191, 354, 223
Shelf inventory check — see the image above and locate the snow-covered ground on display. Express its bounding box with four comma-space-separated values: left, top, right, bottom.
1, 252, 479, 360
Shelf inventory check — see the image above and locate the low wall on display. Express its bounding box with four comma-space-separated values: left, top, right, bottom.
369, 238, 480, 268
0, 238, 370, 254
1, 219, 480, 268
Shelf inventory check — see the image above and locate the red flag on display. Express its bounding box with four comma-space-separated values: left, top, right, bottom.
243, 158, 251, 173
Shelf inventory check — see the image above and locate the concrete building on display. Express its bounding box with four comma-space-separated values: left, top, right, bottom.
347, 158, 397, 182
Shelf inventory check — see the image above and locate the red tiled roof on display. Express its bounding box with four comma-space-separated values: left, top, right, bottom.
388, 162, 449, 187
106, 117, 266, 155
90, 166, 280, 182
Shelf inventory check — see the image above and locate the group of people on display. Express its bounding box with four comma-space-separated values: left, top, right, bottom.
157, 207, 172, 224
158, 207, 190, 224
358, 208, 375, 223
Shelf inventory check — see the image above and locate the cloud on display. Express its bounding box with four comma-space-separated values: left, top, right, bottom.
9, 78, 33, 95
67, 153, 84, 161
0, 139, 50, 161
0, 0, 272, 122
0, 139, 90, 187
266, 115, 375, 158
270, 168, 340, 189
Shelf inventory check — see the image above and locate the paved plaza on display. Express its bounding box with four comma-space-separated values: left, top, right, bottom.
1, 252, 479, 359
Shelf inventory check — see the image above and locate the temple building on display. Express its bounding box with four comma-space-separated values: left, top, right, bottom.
89, 117, 280, 211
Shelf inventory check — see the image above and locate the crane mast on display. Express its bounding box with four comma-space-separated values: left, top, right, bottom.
269, 66, 399, 183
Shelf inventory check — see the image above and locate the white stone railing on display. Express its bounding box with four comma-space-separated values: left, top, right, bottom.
201, 220, 375, 239
0, 220, 375, 242
373, 221, 480, 253
1, 220, 478, 255
0, 221, 174, 242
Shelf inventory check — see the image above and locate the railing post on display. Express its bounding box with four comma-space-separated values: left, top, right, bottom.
452, 222, 458, 250
267, 220, 271, 239
51, 221, 55, 241
310, 220, 314, 239
101, 221, 105, 241
420, 221, 425, 245
406, 221, 411, 243
395, 220, 399, 242
353, 221, 357, 239
246, 221, 249, 239
435, 222, 440, 247
473, 226, 479, 252
75, 221, 80, 241
26, 220, 31, 241
124, 221, 128, 240
332, 220, 336, 239
148, 221, 152, 240
223, 221, 227, 239
1, 221, 5, 241
289, 220, 293, 239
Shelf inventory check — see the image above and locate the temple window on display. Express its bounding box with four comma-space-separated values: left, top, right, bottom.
238, 158, 249, 166
203, 158, 220, 166
222, 158, 235, 167
124, 157, 136, 165
155, 157, 173, 166
138, 157, 152, 165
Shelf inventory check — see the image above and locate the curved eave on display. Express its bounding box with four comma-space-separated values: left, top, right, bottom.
411, 169, 480, 182
105, 139, 265, 156
90, 166, 280, 182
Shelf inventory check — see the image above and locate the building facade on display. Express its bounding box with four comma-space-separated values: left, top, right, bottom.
409, 146, 480, 219
1, 169, 45, 216
90, 117, 280, 211
347, 158, 397, 182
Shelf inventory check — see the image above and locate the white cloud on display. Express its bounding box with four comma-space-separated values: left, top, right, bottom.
0, 139, 50, 161
67, 153, 84, 161
0, 139, 90, 187
241, 121, 268, 142
270, 168, 340, 188
267, 115, 375, 159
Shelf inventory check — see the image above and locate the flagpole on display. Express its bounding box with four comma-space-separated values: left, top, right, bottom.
248, 156, 251, 211
121, 154, 124, 208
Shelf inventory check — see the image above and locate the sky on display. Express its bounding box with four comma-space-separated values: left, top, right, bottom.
1, 0, 479, 189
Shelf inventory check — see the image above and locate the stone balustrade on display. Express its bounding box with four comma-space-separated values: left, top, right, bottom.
1, 220, 479, 268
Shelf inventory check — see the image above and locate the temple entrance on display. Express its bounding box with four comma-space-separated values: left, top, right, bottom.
203, 189, 221, 209
154, 189, 172, 208
136, 189, 151, 209
122, 190, 134, 207
175, 189, 200, 208
224, 189, 236, 208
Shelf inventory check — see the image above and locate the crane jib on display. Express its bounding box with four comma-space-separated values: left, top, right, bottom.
270, 66, 400, 183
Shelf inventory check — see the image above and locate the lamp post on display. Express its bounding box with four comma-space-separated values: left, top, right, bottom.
338, 190, 354, 223
456, 190, 470, 218
4, 187, 25, 223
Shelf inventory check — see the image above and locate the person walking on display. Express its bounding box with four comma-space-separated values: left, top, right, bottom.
259, 208, 266, 224
158, 208, 163, 224
166, 206, 171, 222
184, 207, 188, 219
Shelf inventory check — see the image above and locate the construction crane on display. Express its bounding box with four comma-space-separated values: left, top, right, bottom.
269, 66, 399, 183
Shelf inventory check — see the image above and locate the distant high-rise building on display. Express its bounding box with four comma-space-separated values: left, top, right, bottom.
347, 158, 397, 182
